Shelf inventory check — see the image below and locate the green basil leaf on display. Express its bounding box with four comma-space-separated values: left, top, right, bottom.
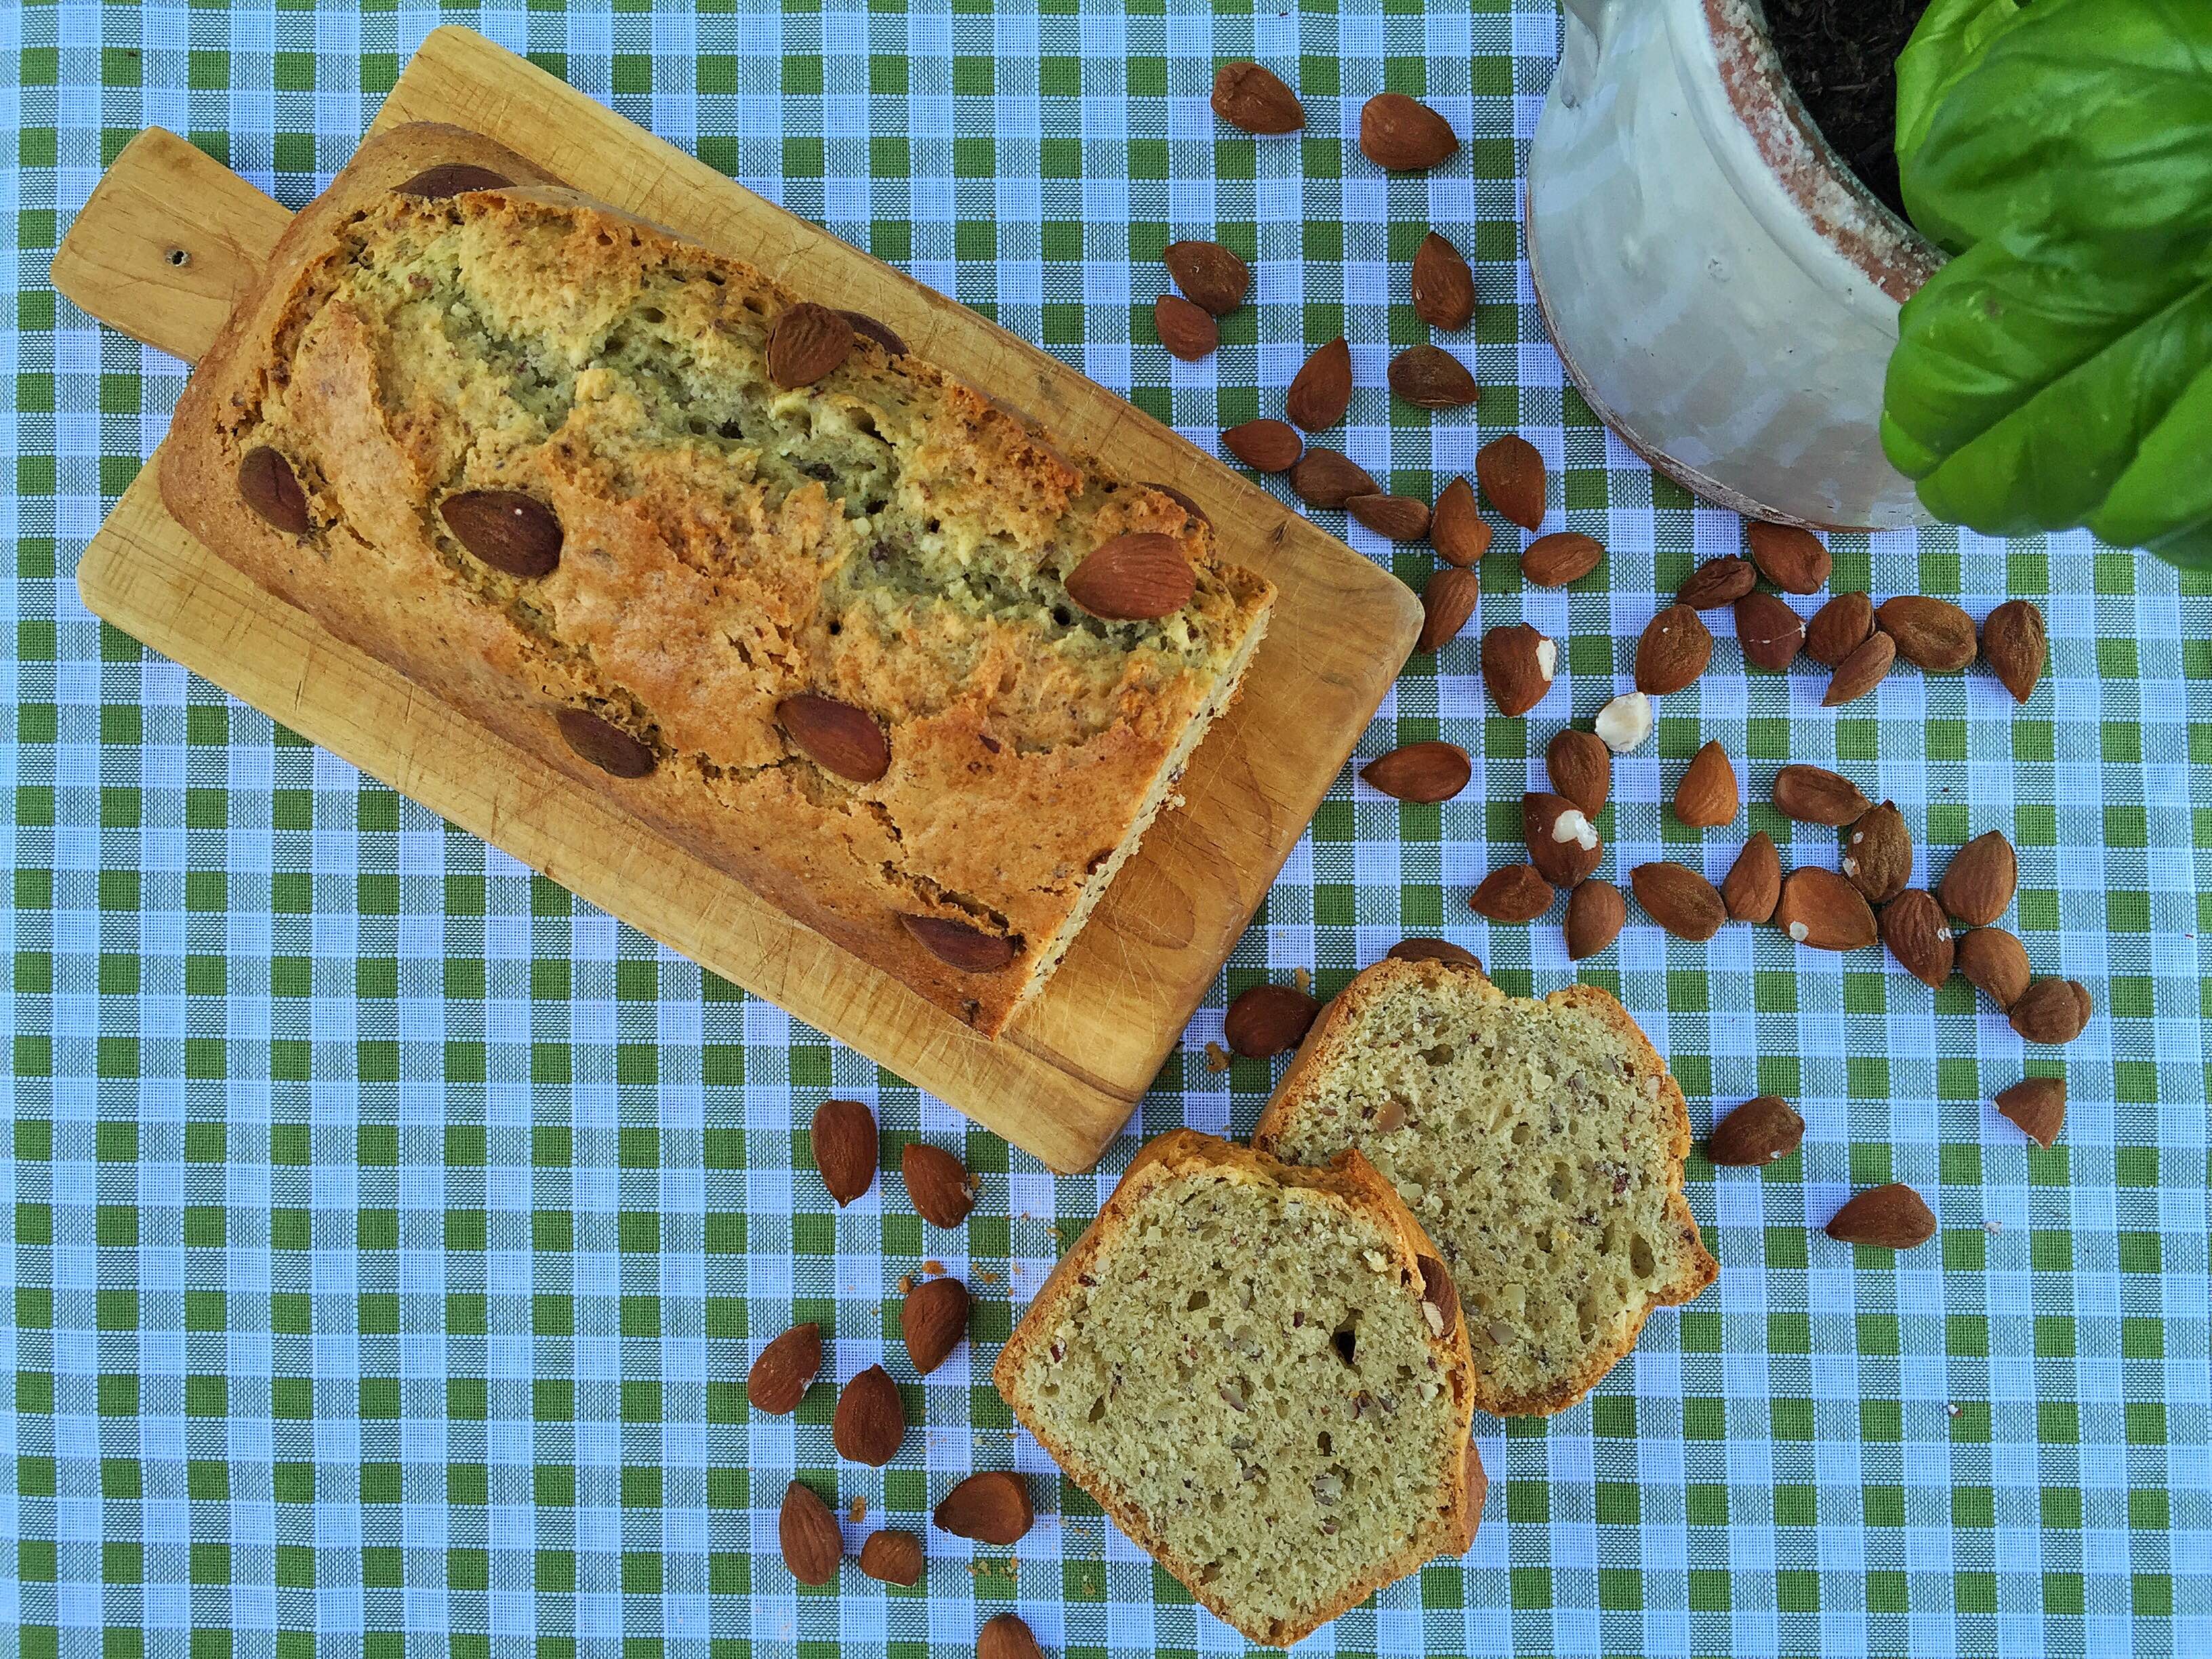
1894, 0, 2033, 183
2090, 361, 2212, 562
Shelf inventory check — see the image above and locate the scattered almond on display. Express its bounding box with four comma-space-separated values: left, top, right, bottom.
1521, 531, 1604, 587
1475, 436, 1545, 530
1707, 1095, 1804, 1166
1387, 344, 1479, 409
1593, 691, 1652, 754
1164, 240, 1250, 315
934, 1471, 1034, 1544
1878, 596, 1978, 672
1937, 831, 2017, 926
1359, 92, 1458, 171
1360, 740, 1471, 802
1564, 878, 1626, 960
903, 1143, 977, 1228
1480, 623, 1556, 717
1823, 630, 1896, 705
1734, 591, 1805, 672
1957, 926, 2030, 1009
1469, 864, 1555, 922
1153, 293, 1218, 361
1840, 800, 1912, 904
1417, 567, 1480, 653
1387, 938, 1485, 972
1723, 832, 1782, 923
1635, 605, 1714, 695
812, 1100, 878, 1206
1523, 791, 1603, 887
1410, 231, 1476, 329
1775, 866, 1877, 951
1630, 863, 1726, 941
1223, 982, 1323, 1058
1286, 336, 1353, 431
1745, 521, 1830, 594
1430, 477, 1492, 567
747, 1322, 824, 1415
901, 1275, 970, 1376
979, 1613, 1047, 1659
1547, 729, 1612, 817
1981, 599, 2047, 703
1211, 62, 1305, 134
1673, 741, 1738, 828
1771, 764, 1870, 826
1879, 890, 1954, 988
1065, 533, 1195, 621
1223, 418, 1302, 473
1288, 449, 1376, 508
1349, 493, 1433, 540
780, 1480, 844, 1585
1994, 1076, 2066, 1149
859, 1529, 924, 1587
2009, 979, 2091, 1045
1678, 555, 1757, 610
832, 1366, 905, 1466
1805, 591, 1874, 666
1826, 1183, 1938, 1249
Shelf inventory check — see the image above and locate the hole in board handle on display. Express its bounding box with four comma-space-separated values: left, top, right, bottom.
165, 248, 190, 268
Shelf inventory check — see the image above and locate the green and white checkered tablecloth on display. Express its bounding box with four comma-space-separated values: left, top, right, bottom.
5, 3, 2209, 1654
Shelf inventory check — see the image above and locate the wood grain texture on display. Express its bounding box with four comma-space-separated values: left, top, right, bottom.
54, 27, 1420, 1171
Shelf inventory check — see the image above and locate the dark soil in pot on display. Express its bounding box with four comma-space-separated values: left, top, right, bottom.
1761, 0, 1930, 222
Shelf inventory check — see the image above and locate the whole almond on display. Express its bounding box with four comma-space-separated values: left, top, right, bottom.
858, 1529, 924, 1587
979, 1614, 1047, 1659
1879, 890, 1954, 988
1547, 729, 1612, 817
1521, 531, 1604, 587
903, 1143, 977, 1227
395, 163, 514, 199
1524, 791, 1603, 887
1822, 630, 1896, 705
1211, 62, 1305, 134
747, 1322, 825, 1414
901, 1275, 970, 1376
1164, 240, 1250, 315
1937, 831, 2017, 926
1065, 533, 1195, 621
1348, 493, 1433, 541
1673, 741, 1738, 828
1286, 336, 1353, 432
901, 914, 1017, 975
1840, 800, 1912, 903
1387, 938, 1484, 972
812, 1099, 878, 1206
1826, 1184, 1937, 1250
1359, 92, 1458, 171
441, 489, 562, 578
779, 694, 891, 784
840, 310, 909, 359
934, 1471, 1033, 1544
1772, 764, 1870, 827
1417, 567, 1480, 653
769, 302, 855, 389
1475, 436, 1545, 531
1288, 449, 1378, 508
239, 445, 312, 533
1469, 865, 1556, 923
1153, 293, 1217, 361
1982, 599, 2047, 703
1805, 591, 1874, 666
1635, 605, 1714, 695
1735, 591, 1805, 672
1994, 1076, 2066, 1149
1878, 596, 1978, 672
2009, 979, 2091, 1045
1481, 623, 1556, 717
1723, 832, 1782, 922
1360, 740, 1471, 802
832, 1365, 905, 1466
1707, 1095, 1805, 1166
1957, 926, 2030, 1009
1746, 521, 1830, 594
1431, 477, 1492, 567
1223, 418, 1302, 473
1223, 982, 1322, 1058
780, 1480, 844, 1585
1149, 483, 1208, 531
1775, 866, 1877, 951
1630, 863, 1726, 942
1564, 878, 1626, 961
1387, 345, 1479, 409
1410, 231, 1476, 329
1678, 555, 1756, 610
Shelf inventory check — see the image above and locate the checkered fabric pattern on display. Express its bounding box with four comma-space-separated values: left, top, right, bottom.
5, 1, 2210, 1654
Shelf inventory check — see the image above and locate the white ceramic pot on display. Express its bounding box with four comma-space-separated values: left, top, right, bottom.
1527, 0, 1944, 531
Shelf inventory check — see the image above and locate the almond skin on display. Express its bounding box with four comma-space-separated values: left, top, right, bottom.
1771, 764, 1870, 827
902, 1143, 977, 1227
1153, 292, 1218, 361
1386, 937, 1484, 971
1878, 596, 1978, 672
1635, 605, 1715, 695
1547, 728, 1612, 818
1430, 477, 1492, 567
1673, 740, 1738, 828
1805, 591, 1874, 666
832, 1365, 905, 1466
1826, 1183, 1938, 1250
1982, 599, 2047, 703
933, 1471, 1033, 1544
1722, 832, 1782, 923
768, 302, 855, 389
812, 1099, 878, 1206
1678, 554, 1757, 610
2009, 979, 2092, 1044
1524, 791, 1603, 887
1564, 879, 1626, 961
1707, 1095, 1805, 1166
747, 1322, 824, 1414
1746, 521, 1830, 594
1417, 567, 1480, 653
1164, 239, 1251, 314
1481, 623, 1556, 717
1822, 630, 1896, 706
1360, 740, 1471, 802
1520, 531, 1604, 587
1879, 890, 1954, 989
1286, 336, 1353, 431
1840, 800, 1912, 904
1359, 92, 1459, 170
1348, 493, 1433, 541
780, 1480, 844, 1585
1938, 831, 2018, 926
1475, 436, 1545, 530
1776, 866, 1877, 951
979, 1614, 1047, 1659
1957, 926, 2030, 1009
779, 694, 890, 784
1223, 983, 1322, 1058
1288, 449, 1378, 508
1735, 591, 1805, 672
1469, 864, 1556, 923
1223, 418, 1302, 473
1994, 1077, 2066, 1149
1065, 533, 1195, 621
858, 1529, 925, 1587
1211, 62, 1305, 134
1387, 344, 1479, 409
1410, 231, 1476, 329
1630, 863, 1726, 941
901, 1275, 970, 1376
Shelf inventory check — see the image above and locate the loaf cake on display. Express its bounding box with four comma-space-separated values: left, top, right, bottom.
994, 1129, 1481, 1647
1254, 958, 1716, 1417
161, 123, 1273, 1035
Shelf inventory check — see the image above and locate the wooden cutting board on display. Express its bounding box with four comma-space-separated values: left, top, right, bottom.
49, 26, 1419, 1172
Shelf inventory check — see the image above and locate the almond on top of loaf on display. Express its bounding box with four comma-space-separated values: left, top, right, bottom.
994, 1130, 1479, 1649
1254, 958, 1716, 1417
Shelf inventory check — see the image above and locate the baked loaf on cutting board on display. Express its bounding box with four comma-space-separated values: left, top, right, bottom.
1255, 956, 1716, 1416
994, 1129, 1482, 1647
161, 123, 1273, 1035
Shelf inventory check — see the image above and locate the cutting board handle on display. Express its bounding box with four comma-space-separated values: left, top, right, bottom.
49, 127, 291, 366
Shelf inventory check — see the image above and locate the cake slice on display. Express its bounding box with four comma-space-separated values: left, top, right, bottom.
1254, 958, 1716, 1417
994, 1130, 1481, 1648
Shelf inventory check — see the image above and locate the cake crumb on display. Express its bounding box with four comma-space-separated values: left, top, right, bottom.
1292, 966, 1313, 994
924, 1260, 946, 1277
897, 1274, 914, 1294
1205, 1041, 1232, 1073
848, 1497, 867, 1524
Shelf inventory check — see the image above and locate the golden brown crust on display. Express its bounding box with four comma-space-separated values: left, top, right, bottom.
993, 1128, 1479, 1647
1254, 958, 1717, 1418
161, 123, 1271, 1036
